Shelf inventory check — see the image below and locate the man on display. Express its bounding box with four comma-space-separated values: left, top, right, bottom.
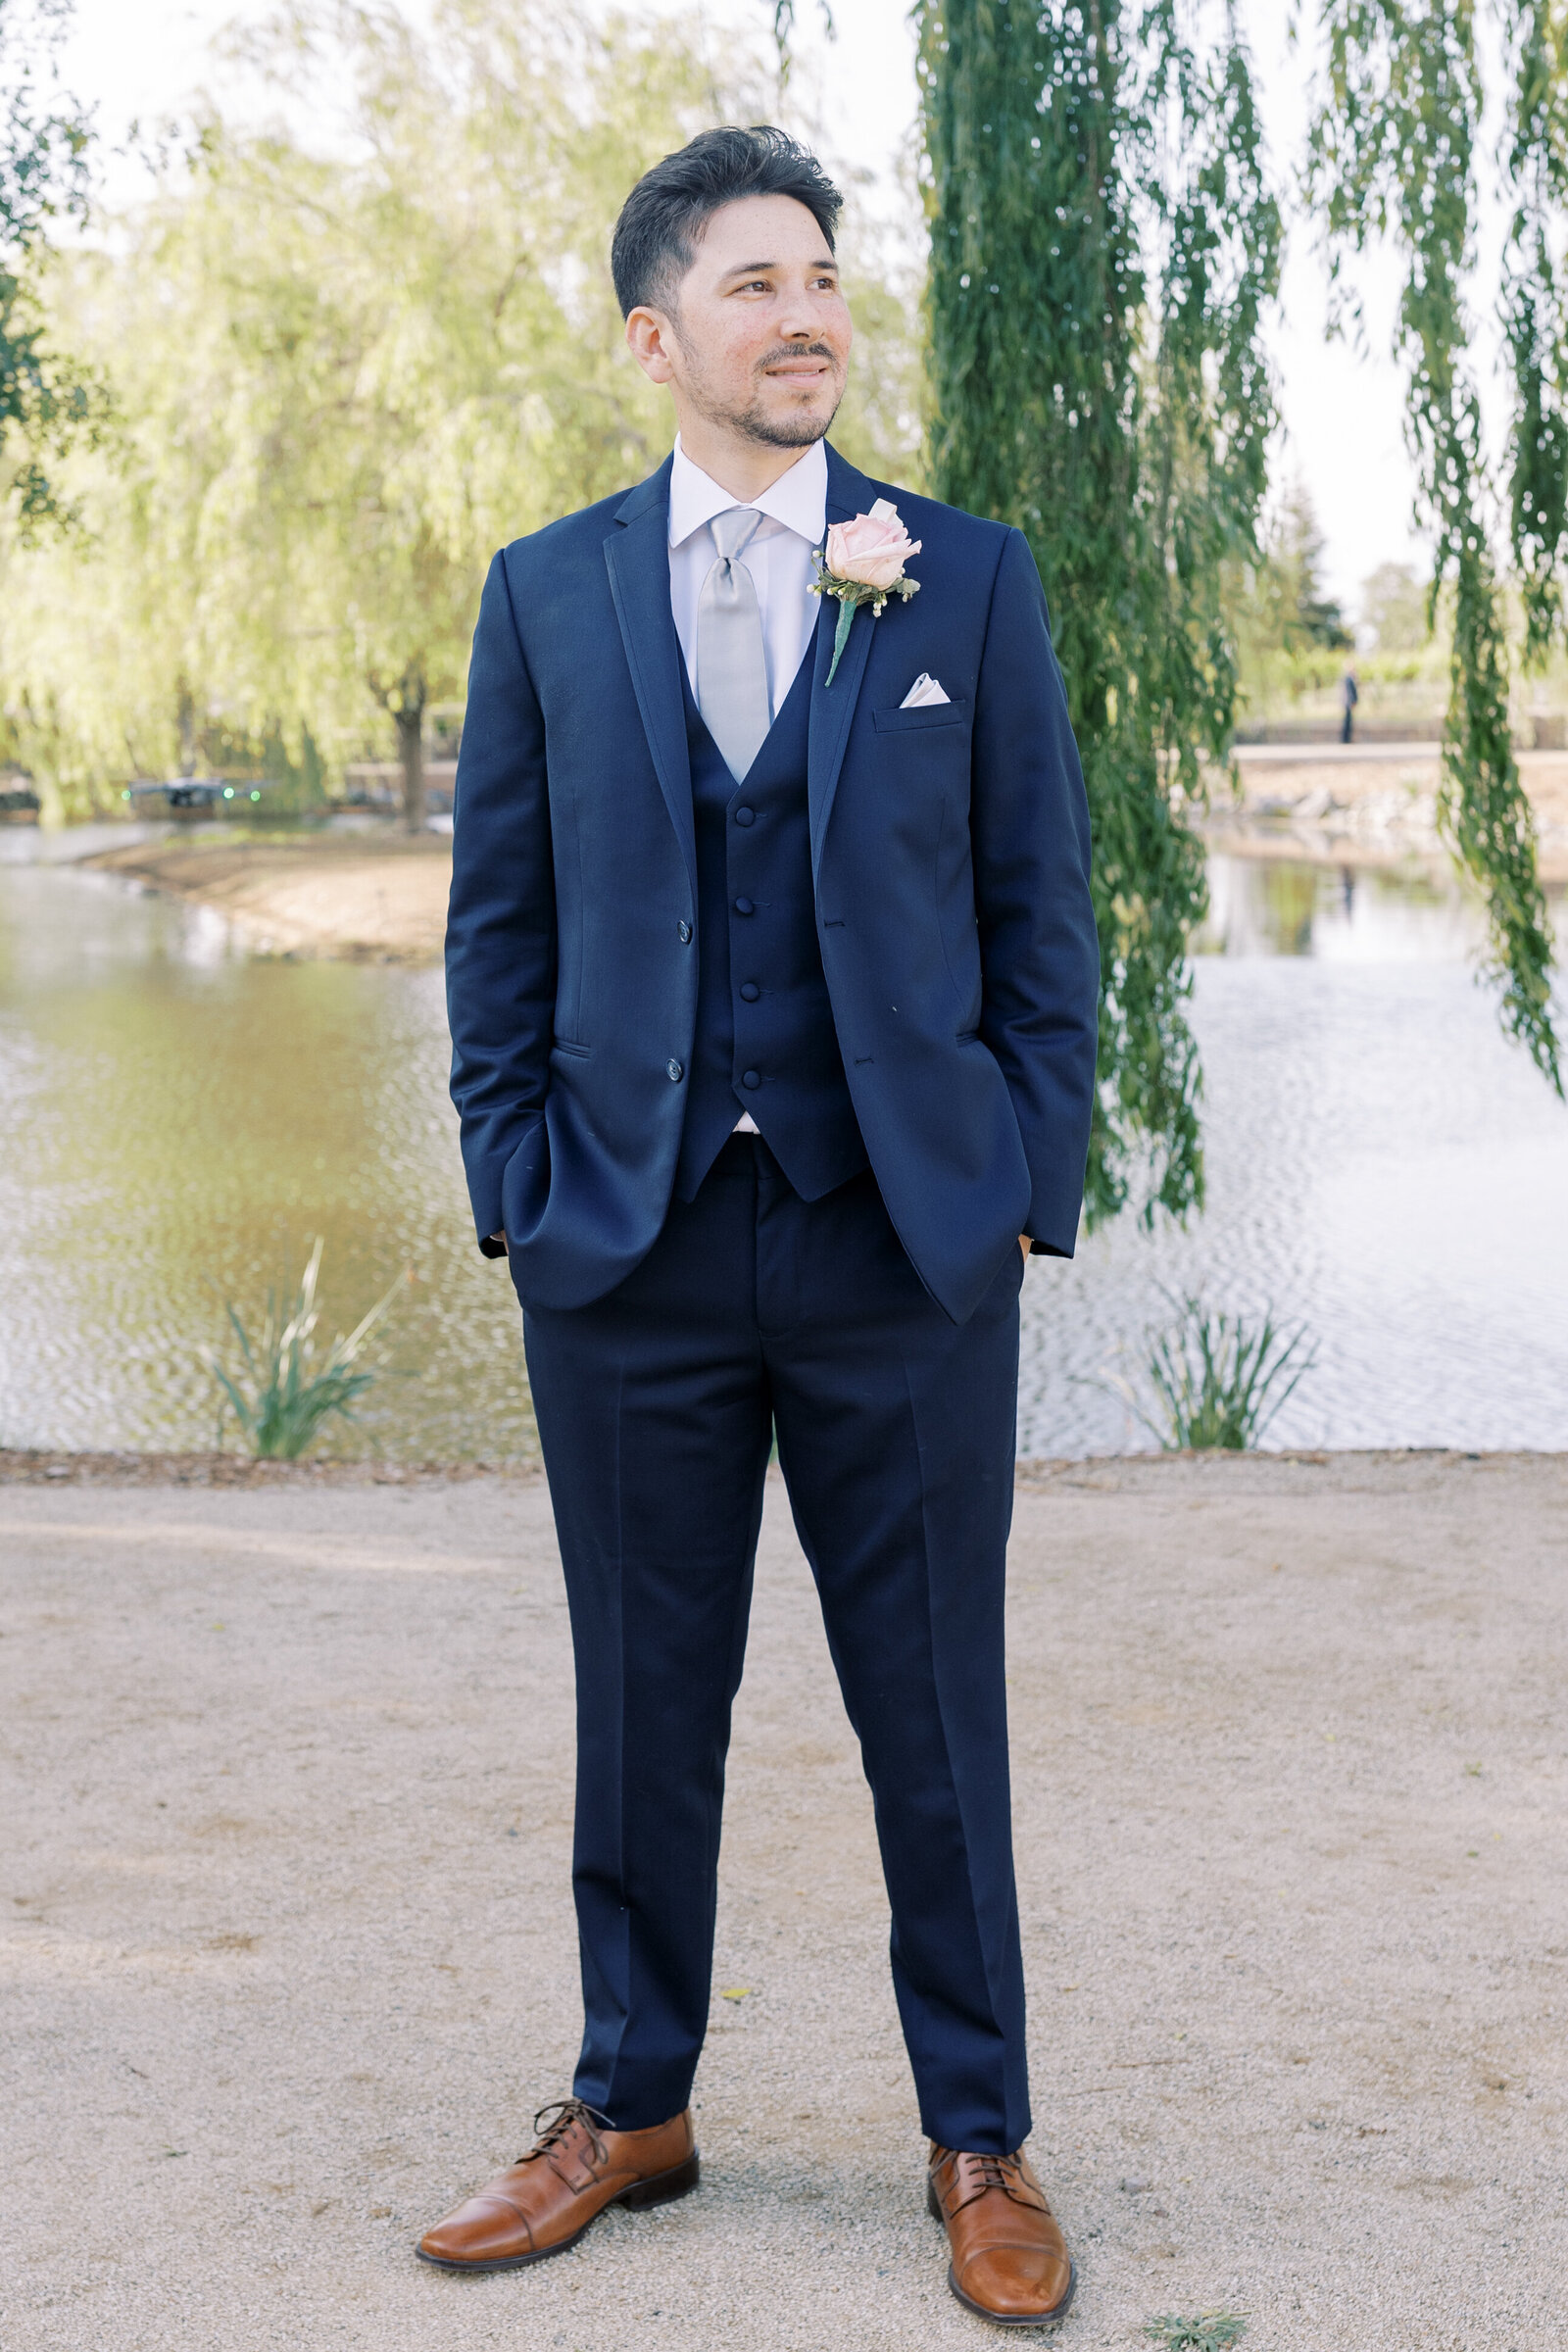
425, 125, 1100, 2328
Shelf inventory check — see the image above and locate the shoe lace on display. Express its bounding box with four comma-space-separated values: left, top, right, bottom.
934, 2145, 1030, 2209
968, 2151, 1019, 2196
520, 2097, 612, 2170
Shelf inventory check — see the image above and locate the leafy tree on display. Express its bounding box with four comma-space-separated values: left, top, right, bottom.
1237, 482, 1351, 662
916, 0, 1563, 1230
1, 0, 918, 823
917, 0, 1280, 1227
0, 0, 92, 533
1360, 561, 1431, 656
4, 0, 725, 823
1306, 0, 1562, 1092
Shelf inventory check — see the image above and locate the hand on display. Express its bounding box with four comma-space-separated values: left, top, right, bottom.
1019, 1235, 1030, 1260
490, 1230, 508, 1254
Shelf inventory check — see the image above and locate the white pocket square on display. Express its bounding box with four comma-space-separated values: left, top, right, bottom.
900, 672, 952, 709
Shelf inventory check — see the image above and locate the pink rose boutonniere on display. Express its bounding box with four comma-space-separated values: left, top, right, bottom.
811, 498, 921, 686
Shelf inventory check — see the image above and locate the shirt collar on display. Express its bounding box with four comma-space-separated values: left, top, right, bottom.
667, 434, 828, 552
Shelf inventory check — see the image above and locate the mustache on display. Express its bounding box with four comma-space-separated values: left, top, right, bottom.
755, 342, 840, 371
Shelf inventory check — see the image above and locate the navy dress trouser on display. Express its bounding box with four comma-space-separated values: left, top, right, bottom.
521, 1134, 1031, 2155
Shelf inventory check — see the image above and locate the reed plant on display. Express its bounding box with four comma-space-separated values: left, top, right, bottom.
1112, 1292, 1316, 1453
209, 1239, 404, 1459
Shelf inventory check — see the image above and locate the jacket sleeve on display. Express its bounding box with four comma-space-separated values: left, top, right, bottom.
445, 549, 557, 1252
970, 525, 1101, 1256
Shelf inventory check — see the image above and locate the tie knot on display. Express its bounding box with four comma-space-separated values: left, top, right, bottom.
710, 507, 762, 563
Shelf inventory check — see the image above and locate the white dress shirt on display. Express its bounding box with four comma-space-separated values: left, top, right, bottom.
666, 434, 826, 717
666, 436, 826, 1136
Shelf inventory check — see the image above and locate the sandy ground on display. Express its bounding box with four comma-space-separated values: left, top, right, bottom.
3, 1450, 1565, 2351
83, 831, 454, 961
71, 745, 1568, 962
1209, 746, 1568, 881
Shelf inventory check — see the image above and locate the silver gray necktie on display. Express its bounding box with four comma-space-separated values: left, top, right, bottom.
696, 508, 770, 781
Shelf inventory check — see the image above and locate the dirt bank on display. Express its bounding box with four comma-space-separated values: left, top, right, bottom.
1207, 744, 1568, 879
84, 828, 453, 961
4, 1449, 1564, 2349
74, 747, 1568, 968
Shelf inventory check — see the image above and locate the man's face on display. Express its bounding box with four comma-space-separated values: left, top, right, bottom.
626, 192, 852, 449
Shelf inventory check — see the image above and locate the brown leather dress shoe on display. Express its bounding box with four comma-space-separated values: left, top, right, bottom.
416, 2098, 698, 2272
928, 2143, 1076, 2328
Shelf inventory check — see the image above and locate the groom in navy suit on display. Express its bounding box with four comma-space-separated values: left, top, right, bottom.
425, 126, 1100, 2326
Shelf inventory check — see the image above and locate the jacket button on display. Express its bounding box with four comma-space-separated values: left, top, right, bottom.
678, 920, 692, 944
733, 896, 755, 915
741, 1068, 761, 1090
666, 1059, 683, 1082
739, 981, 760, 1003
734, 806, 755, 827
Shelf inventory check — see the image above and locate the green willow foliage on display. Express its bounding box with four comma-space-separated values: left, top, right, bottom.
1307, 0, 1561, 1091
917, 0, 1280, 1227
1507, 7, 1568, 666
0, 0, 92, 531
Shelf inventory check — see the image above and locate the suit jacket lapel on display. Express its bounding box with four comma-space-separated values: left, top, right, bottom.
604, 455, 696, 902
808, 445, 881, 880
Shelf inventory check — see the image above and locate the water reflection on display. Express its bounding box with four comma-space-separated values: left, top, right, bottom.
2, 852, 1564, 1459
1196, 852, 1495, 961
1023, 852, 1568, 1455
0, 866, 534, 1460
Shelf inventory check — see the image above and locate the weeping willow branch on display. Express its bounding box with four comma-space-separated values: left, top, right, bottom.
1503, 2, 1568, 666
1307, 0, 1562, 1092
766, 0, 834, 86
1, 0, 97, 531
918, 0, 1280, 1227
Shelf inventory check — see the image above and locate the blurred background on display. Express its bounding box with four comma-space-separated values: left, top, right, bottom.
1, 0, 1565, 1460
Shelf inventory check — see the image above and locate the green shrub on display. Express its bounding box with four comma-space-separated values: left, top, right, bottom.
1145, 2316, 1248, 2351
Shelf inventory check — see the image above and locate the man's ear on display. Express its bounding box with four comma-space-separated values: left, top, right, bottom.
625, 304, 678, 386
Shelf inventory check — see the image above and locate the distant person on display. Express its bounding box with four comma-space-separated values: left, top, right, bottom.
1341, 664, 1359, 744
434, 127, 1100, 2325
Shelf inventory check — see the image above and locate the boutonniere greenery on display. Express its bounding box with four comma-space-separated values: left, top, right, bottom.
811, 499, 922, 685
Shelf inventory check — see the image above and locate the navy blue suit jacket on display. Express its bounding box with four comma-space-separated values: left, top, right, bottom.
446, 444, 1100, 1325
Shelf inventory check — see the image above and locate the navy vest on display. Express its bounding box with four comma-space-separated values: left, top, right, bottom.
673, 641, 868, 1203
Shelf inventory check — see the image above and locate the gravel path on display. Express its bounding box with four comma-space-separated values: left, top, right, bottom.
3, 1452, 1564, 2350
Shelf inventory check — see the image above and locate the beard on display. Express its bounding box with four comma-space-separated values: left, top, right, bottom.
675, 333, 844, 449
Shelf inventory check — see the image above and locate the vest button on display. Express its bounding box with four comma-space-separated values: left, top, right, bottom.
734, 806, 756, 826
733, 896, 755, 915
738, 981, 760, 1003
666, 1059, 683, 1082
678, 920, 692, 944
741, 1069, 761, 1090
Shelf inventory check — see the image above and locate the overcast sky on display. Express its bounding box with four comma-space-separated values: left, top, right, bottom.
55, 0, 1455, 613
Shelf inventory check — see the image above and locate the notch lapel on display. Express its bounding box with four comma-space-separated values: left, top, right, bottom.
604, 457, 695, 902
808, 446, 885, 880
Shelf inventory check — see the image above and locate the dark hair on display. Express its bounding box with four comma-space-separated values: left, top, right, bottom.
612, 125, 842, 318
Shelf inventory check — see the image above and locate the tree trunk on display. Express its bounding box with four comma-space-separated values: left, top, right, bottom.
176, 681, 198, 778
395, 701, 425, 832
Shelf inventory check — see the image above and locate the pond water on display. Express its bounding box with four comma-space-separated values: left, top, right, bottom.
1, 852, 1564, 1460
